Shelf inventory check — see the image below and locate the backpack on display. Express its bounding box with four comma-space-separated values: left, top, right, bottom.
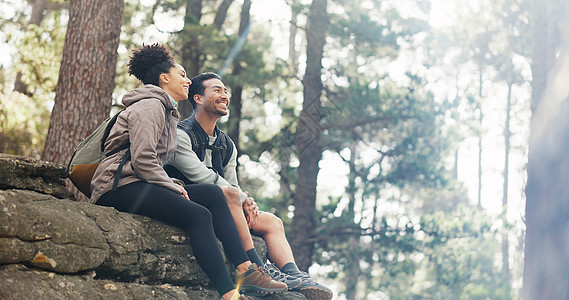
185, 127, 234, 169
67, 110, 130, 197
164, 115, 233, 184
163, 132, 233, 184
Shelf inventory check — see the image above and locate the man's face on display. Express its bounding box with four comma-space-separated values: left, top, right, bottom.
198, 78, 229, 116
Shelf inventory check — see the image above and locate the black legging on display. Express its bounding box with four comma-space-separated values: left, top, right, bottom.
96, 181, 249, 296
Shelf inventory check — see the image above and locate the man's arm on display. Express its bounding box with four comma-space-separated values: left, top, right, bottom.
223, 141, 257, 223
223, 141, 249, 202
169, 128, 249, 200
168, 128, 233, 185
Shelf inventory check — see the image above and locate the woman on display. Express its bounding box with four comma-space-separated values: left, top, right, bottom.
90, 43, 286, 300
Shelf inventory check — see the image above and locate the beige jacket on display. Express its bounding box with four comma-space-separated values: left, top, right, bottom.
90, 84, 180, 204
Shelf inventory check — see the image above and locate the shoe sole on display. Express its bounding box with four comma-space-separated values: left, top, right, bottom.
286, 280, 303, 290
240, 285, 287, 295
297, 286, 333, 300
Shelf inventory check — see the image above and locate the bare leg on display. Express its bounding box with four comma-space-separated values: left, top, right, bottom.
221, 289, 240, 300
221, 187, 255, 251
189, 187, 286, 294
235, 261, 252, 272
252, 212, 296, 269
220, 187, 295, 269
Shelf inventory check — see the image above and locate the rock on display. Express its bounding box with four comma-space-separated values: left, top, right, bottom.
0, 154, 305, 299
0, 264, 198, 299
0, 154, 72, 198
0, 189, 108, 273
0, 264, 307, 300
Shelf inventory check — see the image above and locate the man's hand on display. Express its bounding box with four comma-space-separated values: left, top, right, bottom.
242, 196, 260, 229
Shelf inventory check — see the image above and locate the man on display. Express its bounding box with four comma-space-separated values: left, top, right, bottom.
165, 72, 332, 299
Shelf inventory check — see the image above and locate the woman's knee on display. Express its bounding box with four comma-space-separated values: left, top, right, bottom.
188, 204, 213, 224
189, 184, 226, 206
205, 184, 225, 200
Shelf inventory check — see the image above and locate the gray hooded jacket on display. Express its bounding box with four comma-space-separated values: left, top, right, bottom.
90, 84, 181, 204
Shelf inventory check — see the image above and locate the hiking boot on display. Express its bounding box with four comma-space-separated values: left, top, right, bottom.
235, 264, 287, 295
264, 263, 302, 290
288, 271, 333, 300
220, 294, 252, 300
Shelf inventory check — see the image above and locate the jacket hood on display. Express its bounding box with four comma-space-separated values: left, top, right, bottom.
122, 84, 175, 110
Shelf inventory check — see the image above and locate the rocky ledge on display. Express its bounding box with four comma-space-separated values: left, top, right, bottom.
0, 154, 306, 300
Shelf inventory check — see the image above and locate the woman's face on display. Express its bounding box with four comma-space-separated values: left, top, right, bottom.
161, 64, 191, 101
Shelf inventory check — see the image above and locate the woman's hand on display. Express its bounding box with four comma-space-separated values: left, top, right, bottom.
180, 186, 189, 199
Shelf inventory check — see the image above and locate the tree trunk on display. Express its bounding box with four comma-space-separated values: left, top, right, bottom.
237, 0, 251, 45
345, 143, 359, 300
226, 0, 251, 170
523, 0, 569, 298
178, 0, 203, 119
288, 0, 300, 75
213, 0, 234, 31
452, 69, 460, 180
524, 70, 569, 300
42, 0, 123, 166
228, 85, 243, 157
502, 80, 512, 296
290, 0, 328, 271
477, 63, 483, 210
528, 0, 557, 113
181, 0, 202, 76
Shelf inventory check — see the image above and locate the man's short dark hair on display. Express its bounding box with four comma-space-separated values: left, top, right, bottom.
189, 72, 222, 109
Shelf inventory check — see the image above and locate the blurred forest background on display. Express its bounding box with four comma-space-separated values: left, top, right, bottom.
1, 0, 568, 299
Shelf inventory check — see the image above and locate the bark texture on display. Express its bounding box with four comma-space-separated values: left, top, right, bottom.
227, 0, 251, 163
42, 0, 124, 165
177, 0, 204, 119
214, 0, 234, 31
290, 0, 328, 271
523, 0, 569, 298
288, 0, 301, 75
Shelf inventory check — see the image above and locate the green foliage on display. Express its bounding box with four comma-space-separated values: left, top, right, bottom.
322, 77, 450, 189
0, 91, 49, 157
420, 206, 510, 299
315, 195, 511, 299
1, 1, 528, 298
12, 13, 65, 96
284, 0, 522, 298
311, 72, 461, 297
113, 0, 155, 96
0, 9, 66, 157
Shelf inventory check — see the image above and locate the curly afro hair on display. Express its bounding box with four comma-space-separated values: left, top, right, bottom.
127, 43, 175, 86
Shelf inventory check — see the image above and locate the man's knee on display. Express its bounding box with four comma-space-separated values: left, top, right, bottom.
220, 186, 241, 207
265, 213, 285, 233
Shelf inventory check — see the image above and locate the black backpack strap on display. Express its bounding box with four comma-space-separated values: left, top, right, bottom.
100, 110, 131, 190
101, 110, 125, 152
220, 133, 234, 167
101, 109, 131, 158
105, 143, 130, 157
112, 149, 130, 191
178, 114, 208, 162
186, 127, 202, 159
176, 114, 234, 178
164, 164, 193, 185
